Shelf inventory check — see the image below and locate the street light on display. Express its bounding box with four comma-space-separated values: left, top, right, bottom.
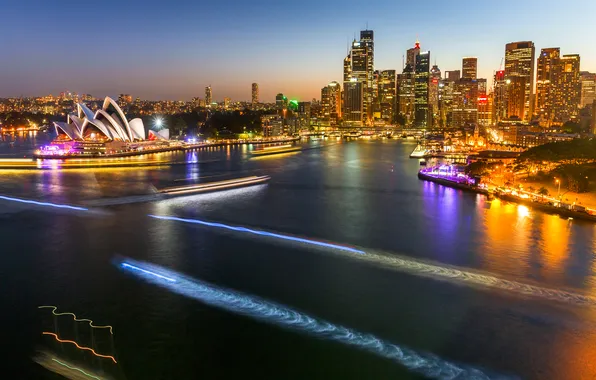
154, 117, 164, 129
555, 178, 561, 199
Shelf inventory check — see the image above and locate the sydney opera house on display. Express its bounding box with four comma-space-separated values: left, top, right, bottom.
42, 96, 170, 157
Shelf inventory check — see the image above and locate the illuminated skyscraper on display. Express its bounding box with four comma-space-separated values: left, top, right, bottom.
414, 51, 431, 128
205, 86, 212, 106
535, 48, 560, 123
504, 41, 535, 121
477, 79, 490, 126
321, 81, 342, 126
397, 64, 415, 125
251, 83, 259, 104
360, 30, 374, 123
342, 38, 370, 126
493, 70, 507, 123
551, 54, 581, 123
580, 72, 596, 108
462, 57, 478, 79
275, 93, 287, 109
224, 97, 231, 109
379, 70, 396, 123
452, 78, 478, 127
429, 64, 441, 124
406, 40, 420, 67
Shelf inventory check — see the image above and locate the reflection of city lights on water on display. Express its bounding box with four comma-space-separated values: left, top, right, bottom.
517, 205, 530, 219
118, 258, 506, 380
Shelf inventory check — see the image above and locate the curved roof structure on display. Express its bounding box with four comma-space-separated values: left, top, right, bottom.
55, 97, 147, 142
54, 121, 82, 140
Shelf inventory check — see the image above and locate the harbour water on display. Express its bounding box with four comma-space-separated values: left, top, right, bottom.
2, 139, 596, 379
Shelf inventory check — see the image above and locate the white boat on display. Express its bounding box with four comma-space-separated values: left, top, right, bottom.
409, 144, 427, 158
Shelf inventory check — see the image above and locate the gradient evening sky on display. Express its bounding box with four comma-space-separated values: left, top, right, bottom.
1, 0, 595, 102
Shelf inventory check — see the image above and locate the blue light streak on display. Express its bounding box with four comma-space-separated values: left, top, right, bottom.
119, 258, 510, 380
148, 215, 365, 254
0, 195, 88, 211
121, 263, 176, 282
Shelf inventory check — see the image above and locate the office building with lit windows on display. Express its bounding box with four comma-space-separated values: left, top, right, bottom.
343, 80, 364, 125
580, 72, 596, 108
535, 48, 560, 123
493, 70, 507, 123
504, 41, 535, 121
378, 70, 396, 123
462, 57, 477, 79
414, 51, 430, 128
321, 81, 342, 126
550, 54, 581, 123
397, 64, 415, 125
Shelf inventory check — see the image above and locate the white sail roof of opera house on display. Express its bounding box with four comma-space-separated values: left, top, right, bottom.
53, 97, 150, 142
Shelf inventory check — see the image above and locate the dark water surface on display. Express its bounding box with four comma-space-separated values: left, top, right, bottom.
2, 140, 596, 379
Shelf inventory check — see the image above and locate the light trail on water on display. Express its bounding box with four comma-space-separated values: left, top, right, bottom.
118, 258, 513, 380
51, 358, 101, 380
0, 195, 88, 211
148, 214, 365, 254
149, 215, 596, 309
38, 306, 114, 334
42, 332, 117, 363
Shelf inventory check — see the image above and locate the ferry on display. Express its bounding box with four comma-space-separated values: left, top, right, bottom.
250, 144, 302, 157
409, 144, 427, 158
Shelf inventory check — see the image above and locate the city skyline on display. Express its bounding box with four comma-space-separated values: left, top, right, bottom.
1, 0, 595, 102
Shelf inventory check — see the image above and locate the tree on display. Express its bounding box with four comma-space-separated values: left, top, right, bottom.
537, 187, 549, 201
527, 186, 535, 193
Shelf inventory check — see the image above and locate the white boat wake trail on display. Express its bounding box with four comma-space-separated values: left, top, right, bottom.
352, 251, 596, 308
149, 215, 596, 309
118, 258, 515, 380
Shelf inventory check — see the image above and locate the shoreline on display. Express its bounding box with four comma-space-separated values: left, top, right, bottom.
30, 137, 300, 160
418, 171, 596, 222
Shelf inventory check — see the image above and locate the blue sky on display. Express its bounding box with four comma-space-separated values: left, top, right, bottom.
1, 0, 594, 101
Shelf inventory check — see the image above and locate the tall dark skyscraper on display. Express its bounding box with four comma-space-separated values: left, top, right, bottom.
251, 83, 259, 104
504, 41, 535, 121
205, 86, 212, 106
429, 64, 441, 124
414, 51, 430, 128
493, 70, 507, 123
275, 93, 287, 109
343, 80, 364, 125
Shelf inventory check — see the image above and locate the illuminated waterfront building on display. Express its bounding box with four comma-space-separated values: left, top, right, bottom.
252, 83, 259, 104
321, 81, 342, 126
550, 54, 581, 123
261, 114, 284, 137
580, 72, 596, 108
535, 48, 560, 123
462, 57, 477, 79
205, 86, 212, 106
414, 51, 431, 128
379, 70, 396, 123
397, 64, 415, 125
504, 41, 535, 121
